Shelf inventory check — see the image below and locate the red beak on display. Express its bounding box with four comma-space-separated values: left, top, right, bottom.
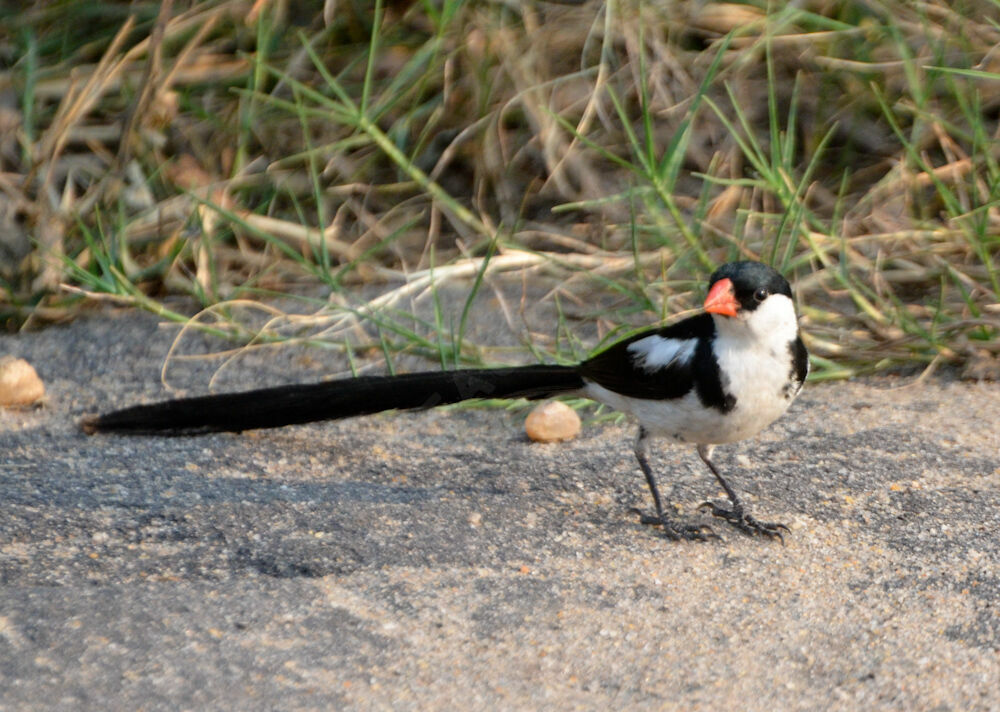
703, 278, 739, 317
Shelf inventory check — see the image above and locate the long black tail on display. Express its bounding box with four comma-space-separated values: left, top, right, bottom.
81, 365, 585, 436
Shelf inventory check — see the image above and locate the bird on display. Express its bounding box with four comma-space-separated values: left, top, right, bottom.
82, 260, 809, 541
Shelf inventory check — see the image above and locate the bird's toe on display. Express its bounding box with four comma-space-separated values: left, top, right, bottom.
632, 508, 718, 541
699, 502, 788, 542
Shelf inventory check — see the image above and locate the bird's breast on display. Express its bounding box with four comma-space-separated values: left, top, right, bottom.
709, 338, 801, 442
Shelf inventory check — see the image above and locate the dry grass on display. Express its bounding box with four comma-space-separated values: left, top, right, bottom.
1, 0, 998, 380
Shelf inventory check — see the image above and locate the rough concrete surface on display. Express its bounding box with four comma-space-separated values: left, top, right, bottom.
1, 308, 998, 711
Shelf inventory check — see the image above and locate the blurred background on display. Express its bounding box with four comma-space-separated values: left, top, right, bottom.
0, 0, 998, 382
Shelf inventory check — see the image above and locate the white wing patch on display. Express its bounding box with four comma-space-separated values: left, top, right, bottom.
627, 335, 697, 372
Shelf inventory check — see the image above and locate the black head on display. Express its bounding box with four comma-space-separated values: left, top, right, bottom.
708, 261, 793, 313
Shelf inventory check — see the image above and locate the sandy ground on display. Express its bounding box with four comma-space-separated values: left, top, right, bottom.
1, 308, 998, 710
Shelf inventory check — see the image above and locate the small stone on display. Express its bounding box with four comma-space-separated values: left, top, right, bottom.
525, 401, 581, 443
0, 357, 45, 406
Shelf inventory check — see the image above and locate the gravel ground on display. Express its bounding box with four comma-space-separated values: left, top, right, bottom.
1, 309, 998, 711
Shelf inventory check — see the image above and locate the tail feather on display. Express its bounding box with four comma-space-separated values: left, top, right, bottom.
81, 365, 584, 435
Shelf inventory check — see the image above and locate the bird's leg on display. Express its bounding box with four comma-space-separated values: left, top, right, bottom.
633, 428, 715, 541
696, 444, 789, 541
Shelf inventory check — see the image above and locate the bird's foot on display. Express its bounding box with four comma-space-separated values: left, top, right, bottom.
699, 502, 789, 542
631, 508, 718, 542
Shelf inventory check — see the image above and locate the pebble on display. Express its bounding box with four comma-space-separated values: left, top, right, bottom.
524, 401, 581, 443
0, 356, 45, 406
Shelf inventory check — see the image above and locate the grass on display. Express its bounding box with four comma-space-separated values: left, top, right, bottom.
1, 0, 998, 383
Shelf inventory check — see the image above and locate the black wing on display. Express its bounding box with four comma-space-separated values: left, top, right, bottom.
577, 312, 716, 400
789, 335, 809, 392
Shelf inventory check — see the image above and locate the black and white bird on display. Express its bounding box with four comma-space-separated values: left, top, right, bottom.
83, 260, 809, 541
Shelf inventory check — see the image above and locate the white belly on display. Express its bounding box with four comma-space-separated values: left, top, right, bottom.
583, 345, 799, 445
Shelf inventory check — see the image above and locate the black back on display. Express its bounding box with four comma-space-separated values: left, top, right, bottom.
578, 313, 732, 411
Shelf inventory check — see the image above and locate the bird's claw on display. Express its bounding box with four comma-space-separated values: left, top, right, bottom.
698, 502, 789, 542
631, 508, 718, 542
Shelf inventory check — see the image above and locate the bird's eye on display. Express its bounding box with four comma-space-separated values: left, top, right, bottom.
753, 287, 768, 302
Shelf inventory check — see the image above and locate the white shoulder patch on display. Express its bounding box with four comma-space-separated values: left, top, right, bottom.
627, 335, 697, 372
